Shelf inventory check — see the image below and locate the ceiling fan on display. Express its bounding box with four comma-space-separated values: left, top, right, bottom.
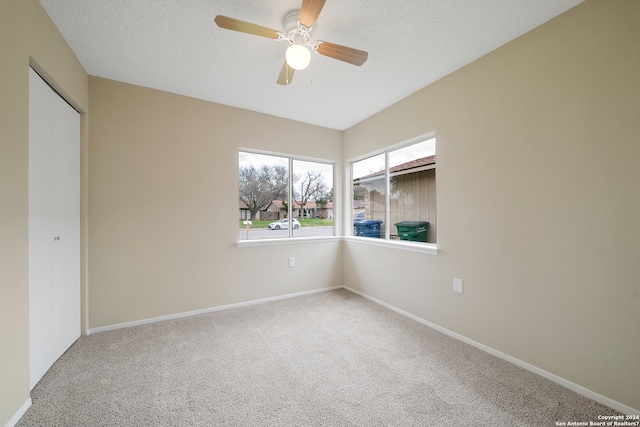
214, 0, 368, 85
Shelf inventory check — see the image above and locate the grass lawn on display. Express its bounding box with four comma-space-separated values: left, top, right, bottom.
240, 218, 333, 229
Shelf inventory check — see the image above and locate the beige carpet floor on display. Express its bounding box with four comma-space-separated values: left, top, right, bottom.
18, 288, 620, 426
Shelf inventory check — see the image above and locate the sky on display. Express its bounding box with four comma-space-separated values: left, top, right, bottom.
239, 136, 435, 190
352, 137, 435, 180
239, 151, 334, 192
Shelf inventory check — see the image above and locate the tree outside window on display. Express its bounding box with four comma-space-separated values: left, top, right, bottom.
239, 151, 334, 240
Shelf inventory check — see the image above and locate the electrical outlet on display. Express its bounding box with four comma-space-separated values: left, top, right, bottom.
453, 278, 463, 294
289, 257, 296, 267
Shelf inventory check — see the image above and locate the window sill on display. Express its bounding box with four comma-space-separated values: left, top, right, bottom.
343, 236, 439, 255
238, 235, 438, 255
237, 236, 342, 247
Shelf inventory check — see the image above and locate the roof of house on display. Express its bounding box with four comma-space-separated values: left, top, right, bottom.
356, 155, 436, 181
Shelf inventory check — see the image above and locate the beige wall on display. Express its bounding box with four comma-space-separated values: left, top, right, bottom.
0, 0, 89, 424
343, 0, 640, 411
88, 77, 343, 329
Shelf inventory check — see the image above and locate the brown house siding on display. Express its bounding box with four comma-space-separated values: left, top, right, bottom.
367, 168, 437, 243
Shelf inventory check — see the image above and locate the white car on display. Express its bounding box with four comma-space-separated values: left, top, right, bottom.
268, 218, 301, 230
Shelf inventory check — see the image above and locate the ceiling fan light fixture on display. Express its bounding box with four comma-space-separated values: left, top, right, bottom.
285, 44, 311, 70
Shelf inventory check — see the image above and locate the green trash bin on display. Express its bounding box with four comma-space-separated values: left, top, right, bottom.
395, 221, 429, 242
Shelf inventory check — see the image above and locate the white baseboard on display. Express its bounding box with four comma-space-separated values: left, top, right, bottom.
343, 286, 640, 416
5, 398, 31, 427
86, 286, 342, 335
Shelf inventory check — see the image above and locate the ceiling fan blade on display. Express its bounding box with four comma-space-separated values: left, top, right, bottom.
277, 60, 295, 85
214, 15, 280, 39
299, 0, 326, 28
315, 41, 368, 66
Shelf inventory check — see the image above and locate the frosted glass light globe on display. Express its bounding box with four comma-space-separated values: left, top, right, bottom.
285, 44, 311, 70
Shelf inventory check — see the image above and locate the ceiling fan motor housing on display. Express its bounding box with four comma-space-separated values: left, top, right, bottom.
283, 9, 302, 34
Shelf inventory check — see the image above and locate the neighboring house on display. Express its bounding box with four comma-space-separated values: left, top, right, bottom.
238, 200, 334, 220
354, 155, 436, 242
238, 200, 280, 221
259, 201, 282, 221
239, 201, 250, 220
270, 200, 334, 220
300, 200, 334, 219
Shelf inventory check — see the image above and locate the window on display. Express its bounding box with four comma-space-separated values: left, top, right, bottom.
239, 151, 334, 241
352, 137, 436, 243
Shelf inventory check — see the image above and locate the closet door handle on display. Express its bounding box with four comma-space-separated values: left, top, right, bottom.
54, 236, 60, 241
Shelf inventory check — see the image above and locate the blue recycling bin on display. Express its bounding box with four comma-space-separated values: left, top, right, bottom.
354, 220, 383, 238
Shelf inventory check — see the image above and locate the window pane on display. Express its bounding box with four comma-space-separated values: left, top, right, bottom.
388, 138, 436, 243
292, 160, 334, 237
352, 153, 386, 238
238, 152, 289, 240
350, 138, 437, 243
239, 152, 335, 241
388, 139, 436, 169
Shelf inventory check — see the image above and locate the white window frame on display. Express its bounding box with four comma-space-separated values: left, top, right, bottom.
348, 133, 438, 256
237, 149, 338, 247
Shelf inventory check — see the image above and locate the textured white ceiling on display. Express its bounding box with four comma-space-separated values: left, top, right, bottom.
39, 0, 583, 130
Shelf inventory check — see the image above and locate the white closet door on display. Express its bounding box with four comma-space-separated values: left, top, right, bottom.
28, 67, 81, 389
28, 68, 56, 389
52, 83, 81, 360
